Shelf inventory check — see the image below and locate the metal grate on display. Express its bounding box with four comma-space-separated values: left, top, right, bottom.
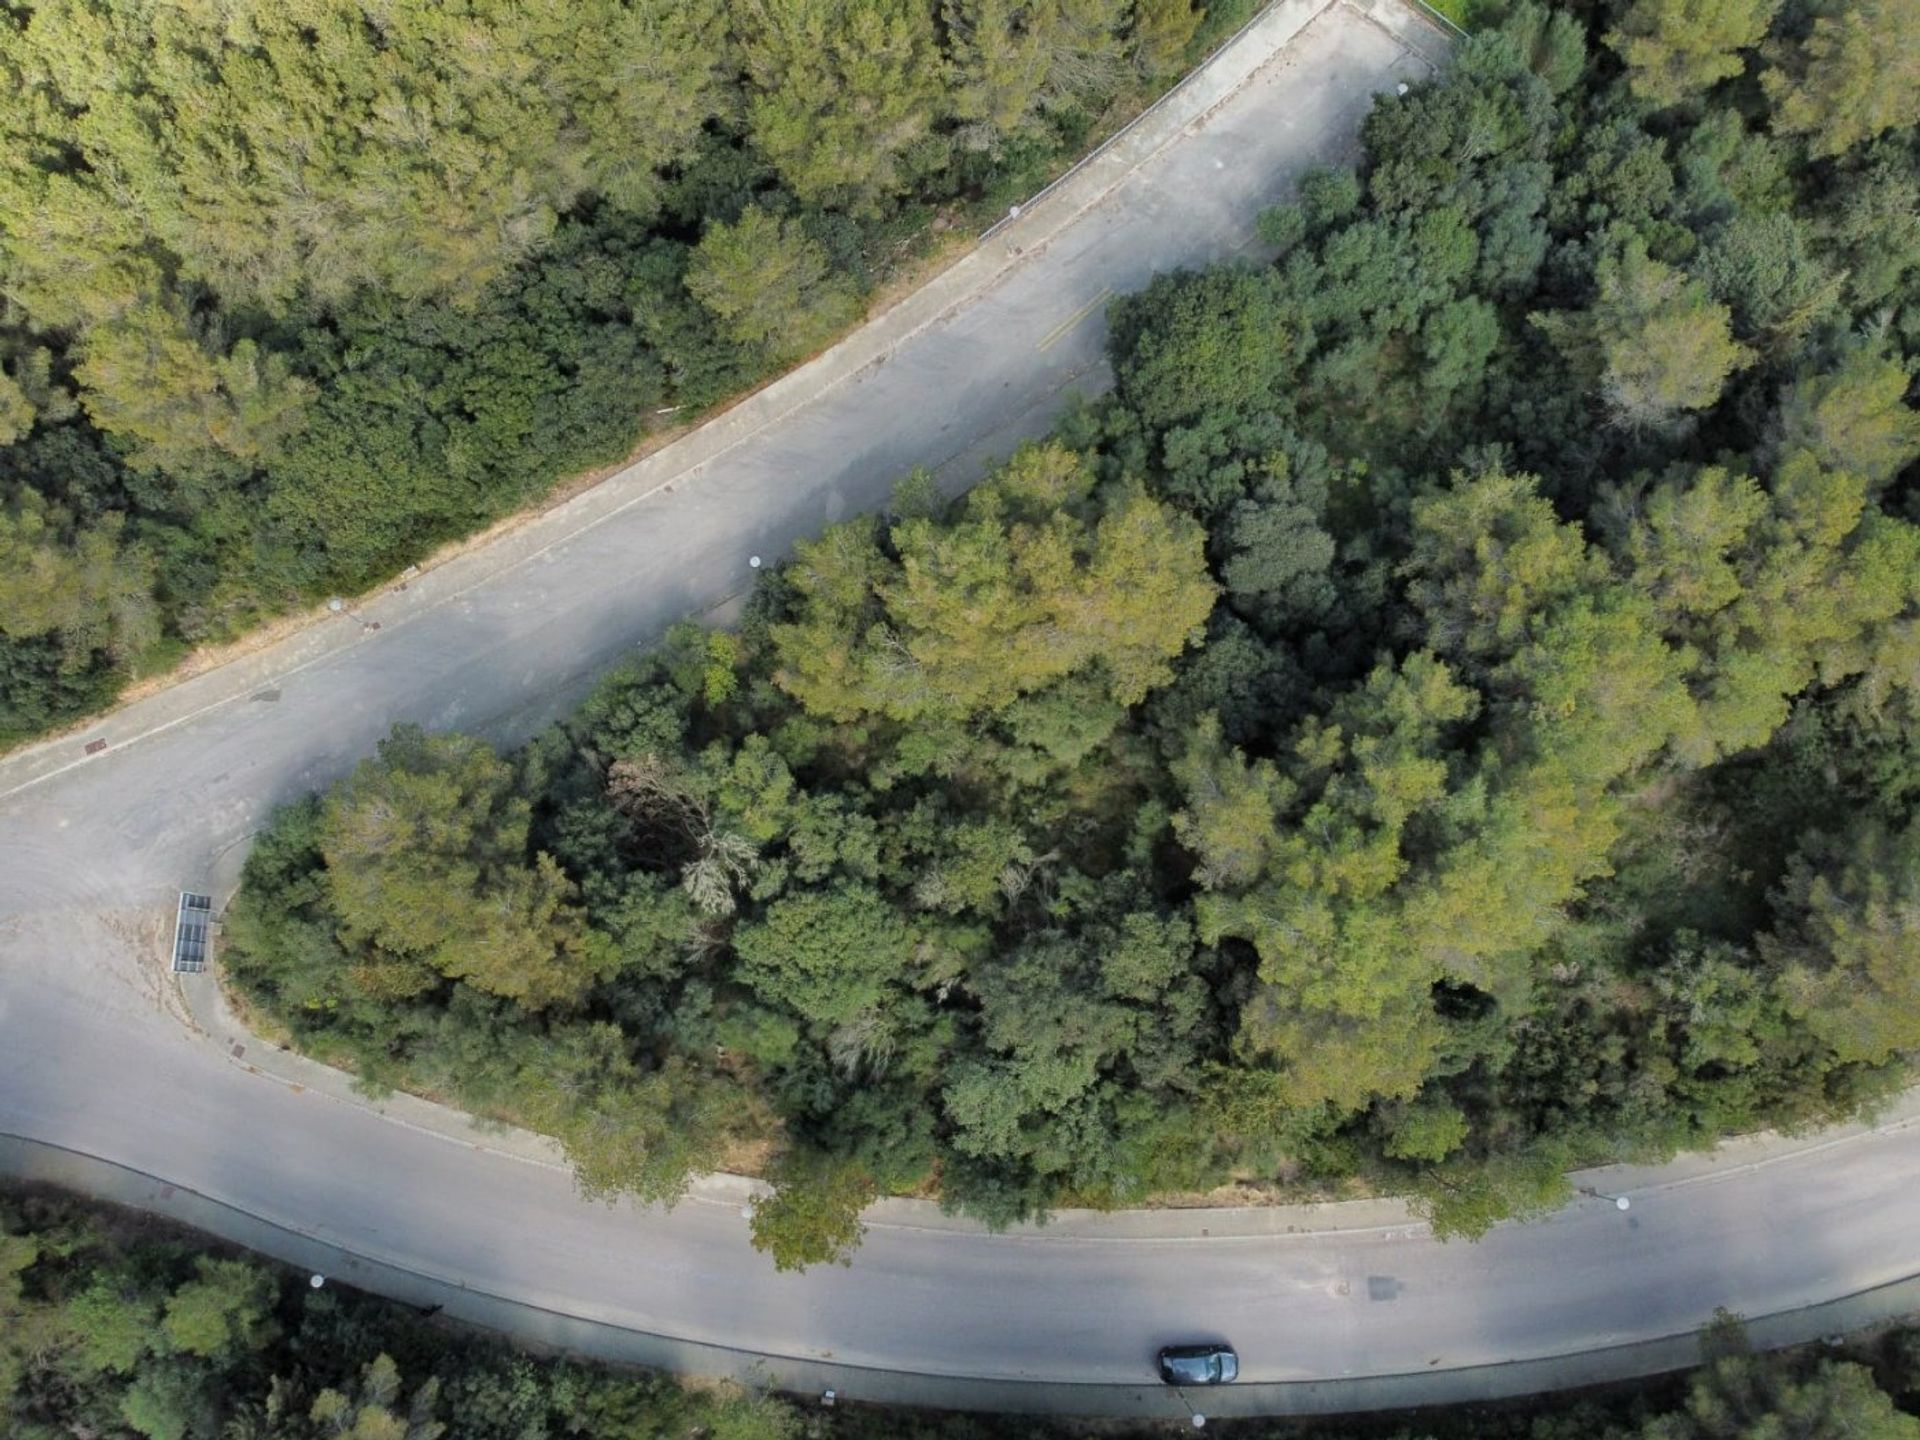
172, 892, 213, 973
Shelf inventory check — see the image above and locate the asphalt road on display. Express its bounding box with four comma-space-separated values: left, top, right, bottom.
1, 0, 1915, 1418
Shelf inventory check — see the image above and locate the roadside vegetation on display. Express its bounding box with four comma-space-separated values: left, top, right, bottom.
0, 0, 1244, 748
224, 0, 1920, 1266
7, 1183, 1920, 1439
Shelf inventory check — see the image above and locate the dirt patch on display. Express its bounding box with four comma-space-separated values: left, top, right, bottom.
211, 959, 295, 1049
1138, 1174, 1384, 1209
100, 909, 173, 1010
716, 1134, 779, 1179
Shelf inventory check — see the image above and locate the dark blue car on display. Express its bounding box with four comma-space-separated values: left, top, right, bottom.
1157, 1343, 1239, 1385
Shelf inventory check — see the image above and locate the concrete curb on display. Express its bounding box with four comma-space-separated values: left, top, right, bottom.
46, 0, 1472, 1237
0, 0, 1416, 807
175, 933, 1920, 1245
13, 0, 1911, 1257
3, 5, 1918, 1415
4, 1132, 1917, 1419
2, 0, 1471, 1235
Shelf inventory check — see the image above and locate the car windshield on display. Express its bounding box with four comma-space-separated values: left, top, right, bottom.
1163, 1346, 1234, 1384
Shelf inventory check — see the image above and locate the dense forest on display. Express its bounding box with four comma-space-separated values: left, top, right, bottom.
0, 0, 1227, 746
7, 1184, 1920, 1439
225, 0, 1920, 1263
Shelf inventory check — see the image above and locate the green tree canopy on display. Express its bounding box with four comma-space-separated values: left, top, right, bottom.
209, 0, 1920, 1251
748, 1151, 876, 1271
158, 1260, 277, 1361
1108, 264, 1296, 430
733, 882, 914, 1029
1646, 1352, 1920, 1440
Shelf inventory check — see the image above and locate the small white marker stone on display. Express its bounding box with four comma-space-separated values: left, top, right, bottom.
1009, 204, 1022, 219
1616, 1196, 1631, 1212
748, 555, 762, 569
1192, 1416, 1207, 1429
1396, 82, 1410, 96
310, 1274, 326, 1289
327, 598, 344, 613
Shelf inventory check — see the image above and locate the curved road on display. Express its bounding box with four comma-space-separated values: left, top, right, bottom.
1, 0, 1914, 1419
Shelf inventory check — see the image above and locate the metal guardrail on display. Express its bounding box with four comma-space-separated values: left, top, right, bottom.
978, 0, 1466, 245
1404, 0, 1468, 38
979, 0, 1307, 242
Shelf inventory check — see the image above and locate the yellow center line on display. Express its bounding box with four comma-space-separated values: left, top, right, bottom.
1036, 286, 1114, 353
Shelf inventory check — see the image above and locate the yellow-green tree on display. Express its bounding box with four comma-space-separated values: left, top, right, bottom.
75, 300, 313, 472
1772, 347, 1920, 490
1403, 466, 1608, 663
943, 0, 1128, 144
0, 0, 728, 469
772, 441, 1216, 724
736, 0, 946, 212
1129, 0, 1202, 78
0, 0, 727, 314
0, 492, 158, 677
1605, 0, 1780, 107
308, 1354, 446, 1440
1183, 653, 1480, 1112
1625, 450, 1920, 762
1169, 716, 1293, 891
319, 726, 610, 1010
1192, 471, 1706, 1117
518, 1026, 739, 1205
1535, 239, 1752, 431
158, 1259, 278, 1361
1762, 0, 1920, 158
0, 343, 72, 445
1764, 818, 1920, 1068
748, 1151, 876, 1271
1647, 1352, 1920, 1440
686, 207, 861, 365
